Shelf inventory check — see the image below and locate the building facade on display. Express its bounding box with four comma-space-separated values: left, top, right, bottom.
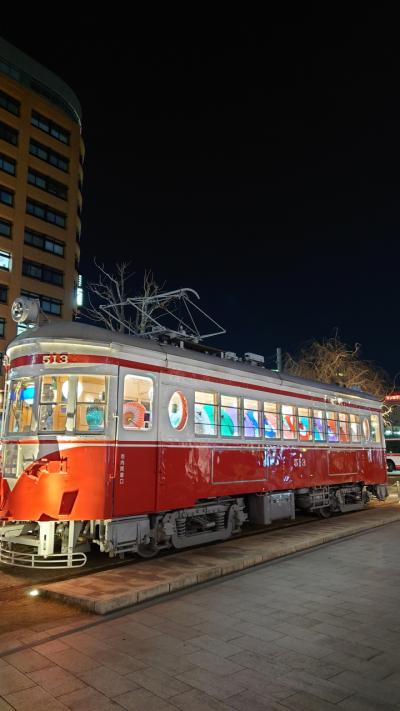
0, 37, 83, 413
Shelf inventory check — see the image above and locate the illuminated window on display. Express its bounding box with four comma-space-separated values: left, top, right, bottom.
76, 375, 107, 432
326, 411, 339, 442
362, 417, 371, 441
338, 413, 350, 442
298, 407, 312, 441
0, 250, 11, 271
243, 398, 260, 437
194, 391, 217, 436
7, 378, 36, 433
264, 402, 279, 438
38, 375, 69, 432
220, 395, 239, 437
282, 404, 296, 440
370, 414, 381, 443
168, 391, 188, 431
123, 375, 153, 430
350, 414, 361, 442
313, 410, 325, 441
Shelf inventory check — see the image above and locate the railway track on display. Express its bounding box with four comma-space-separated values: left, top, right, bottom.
1, 498, 396, 597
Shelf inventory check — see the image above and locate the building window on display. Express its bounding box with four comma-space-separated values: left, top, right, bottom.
29, 139, 69, 173
0, 185, 14, 207
0, 250, 11, 271
0, 217, 12, 238
0, 153, 16, 176
28, 168, 68, 200
26, 198, 66, 228
0, 120, 18, 146
31, 110, 70, 145
0, 285, 8, 303
24, 227, 64, 257
21, 289, 62, 316
22, 259, 63, 286
0, 89, 20, 116
0, 318, 5, 337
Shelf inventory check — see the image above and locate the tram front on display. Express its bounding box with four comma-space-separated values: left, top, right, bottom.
0, 305, 117, 568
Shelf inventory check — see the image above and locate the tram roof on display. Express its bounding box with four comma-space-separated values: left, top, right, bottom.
9, 321, 381, 403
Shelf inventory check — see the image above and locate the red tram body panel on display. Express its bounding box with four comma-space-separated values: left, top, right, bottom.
0, 322, 388, 568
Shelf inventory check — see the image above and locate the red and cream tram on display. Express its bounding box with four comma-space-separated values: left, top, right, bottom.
0, 321, 388, 568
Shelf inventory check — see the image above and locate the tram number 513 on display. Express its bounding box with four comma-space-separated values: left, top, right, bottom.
42, 353, 69, 365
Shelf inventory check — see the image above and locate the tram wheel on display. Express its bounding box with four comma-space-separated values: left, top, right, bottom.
136, 542, 159, 559
387, 460, 395, 473
317, 507, 331, 519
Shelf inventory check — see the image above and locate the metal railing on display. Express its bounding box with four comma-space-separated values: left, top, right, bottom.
0, 541, 87, 568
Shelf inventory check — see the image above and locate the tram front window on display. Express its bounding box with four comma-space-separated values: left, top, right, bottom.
39, 375, 69, 432
7, 378, 36, 433
76, 375, 107, 432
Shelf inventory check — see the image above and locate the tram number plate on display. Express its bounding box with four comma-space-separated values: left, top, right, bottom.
42, 353, 69, 364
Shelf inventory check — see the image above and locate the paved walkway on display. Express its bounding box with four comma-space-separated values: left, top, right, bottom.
1, 520, 400, 709
40, 504, 400, 613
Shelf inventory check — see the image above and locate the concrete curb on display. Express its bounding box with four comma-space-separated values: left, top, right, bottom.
39, 506, 400, 615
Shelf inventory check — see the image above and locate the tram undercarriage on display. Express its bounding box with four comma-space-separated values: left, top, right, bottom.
0, 483, 389, 569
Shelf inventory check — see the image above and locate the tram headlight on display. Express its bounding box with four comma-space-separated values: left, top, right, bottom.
11, 297, 40, 325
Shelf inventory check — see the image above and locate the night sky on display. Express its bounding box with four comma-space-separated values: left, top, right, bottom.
2, 10, 399, 376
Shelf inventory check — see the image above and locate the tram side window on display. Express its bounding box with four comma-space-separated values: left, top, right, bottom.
350, 414, 361, 443
282, 404, 296, 440
338, 413, 350, 442
264, 402, 279, 438
298, 407, 312, 441
362, 416, 371, 442
123, 375, 153, 430
220, 395, 239, 437
313, 409, 326, 441
194, 391, 217, 435
76, 375, 107, 432
243, 398, 260, 437
7, 378, 36, 433
370, 414, 381, 443
39, 375, 69, 432
326, 411, 339, 442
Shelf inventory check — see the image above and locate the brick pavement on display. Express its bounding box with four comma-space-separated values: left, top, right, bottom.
40, 505, 400, 614
1, 521, 400, 708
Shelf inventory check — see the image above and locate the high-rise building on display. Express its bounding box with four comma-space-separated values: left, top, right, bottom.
0, 37, 83, 414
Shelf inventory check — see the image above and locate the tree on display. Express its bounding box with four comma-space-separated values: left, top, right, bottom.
284, 335, 390, 402
81, 260, 167, 334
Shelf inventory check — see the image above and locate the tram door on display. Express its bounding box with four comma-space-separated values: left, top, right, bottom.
112, 368, 158, 516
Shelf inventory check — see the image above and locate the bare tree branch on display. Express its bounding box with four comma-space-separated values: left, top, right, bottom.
284, 335, 391, 421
